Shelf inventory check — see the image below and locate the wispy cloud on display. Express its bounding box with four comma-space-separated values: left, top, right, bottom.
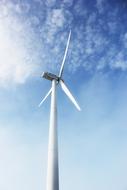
0, 3, 42, 87
96, 0, 106, 13
0, 0, 127, 87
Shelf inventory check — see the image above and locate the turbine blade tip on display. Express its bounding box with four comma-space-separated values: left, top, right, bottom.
78, 107, 81, 111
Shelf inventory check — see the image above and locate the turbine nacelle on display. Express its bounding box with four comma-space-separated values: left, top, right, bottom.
42, 72, 60, 81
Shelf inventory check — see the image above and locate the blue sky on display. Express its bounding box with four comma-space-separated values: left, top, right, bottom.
0, 0, 127, 189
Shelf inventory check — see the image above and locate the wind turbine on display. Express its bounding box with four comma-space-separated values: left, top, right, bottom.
39, 30, 81, 190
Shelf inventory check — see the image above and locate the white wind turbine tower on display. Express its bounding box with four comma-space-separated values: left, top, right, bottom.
39, 30, 81, 190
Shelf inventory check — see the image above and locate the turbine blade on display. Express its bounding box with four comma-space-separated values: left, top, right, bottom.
60, 80, 81, 111
38, 88, 52, 107
59, 30, 71, 78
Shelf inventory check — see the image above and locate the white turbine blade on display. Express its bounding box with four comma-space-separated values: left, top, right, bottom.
59, 30, 71, 78
38, 88, 52, 107
60, 80, 81, 111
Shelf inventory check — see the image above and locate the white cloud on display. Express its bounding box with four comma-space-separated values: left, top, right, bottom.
0, 4, 8, 18
0, 1, 49, 88
62, 0, 73, 7
47, 8, 73, 30
0, 19, 36, 87
122, 32, 127, 48
51, 9, 65, 27
15, 2, 31, 14
96, 0, 105, 13
45, 0, 56, 7
73, 0, 87, 17
0, 0, 127, 88
110, 51, 127, 71
108, 21, 117, 33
